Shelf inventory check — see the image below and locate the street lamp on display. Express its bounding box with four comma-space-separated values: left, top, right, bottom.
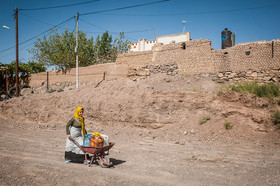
2, 7, 19, 97
2, 25, 15, 30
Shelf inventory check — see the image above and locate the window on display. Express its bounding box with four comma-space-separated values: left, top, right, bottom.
181, 43, 186, 50
245, 51, 251, 56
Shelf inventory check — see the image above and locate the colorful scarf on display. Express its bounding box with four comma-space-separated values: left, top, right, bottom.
74, 107, 86, 138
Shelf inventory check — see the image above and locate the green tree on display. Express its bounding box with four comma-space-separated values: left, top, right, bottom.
95, 31, 113, 63
113, 32, 130, 55
0, 61, 46, 89
95, 31, 130, 64
29, 29, 96, 73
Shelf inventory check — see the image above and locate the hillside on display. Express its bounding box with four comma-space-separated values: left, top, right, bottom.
0, 73, 280, 185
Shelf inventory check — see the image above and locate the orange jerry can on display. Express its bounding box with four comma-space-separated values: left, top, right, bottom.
90, 134, 104, 147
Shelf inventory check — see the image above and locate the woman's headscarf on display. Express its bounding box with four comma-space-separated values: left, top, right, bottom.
74, 107, 86, 138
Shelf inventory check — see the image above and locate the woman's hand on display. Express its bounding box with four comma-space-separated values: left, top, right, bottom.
67, 135, 71, 138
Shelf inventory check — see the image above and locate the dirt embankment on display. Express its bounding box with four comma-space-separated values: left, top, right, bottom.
0, 73, 280, 185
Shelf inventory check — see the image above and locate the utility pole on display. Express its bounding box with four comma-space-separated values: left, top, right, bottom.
75, 13, 79, 89
15, 7, 19, 97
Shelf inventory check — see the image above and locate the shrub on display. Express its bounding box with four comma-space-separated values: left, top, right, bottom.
199, 116, 211, 124
231, 82, 280, 98
57, 88, 64, 92
224, 121, 233, 130
271, 109, 280, 125
46, 88, 56, 93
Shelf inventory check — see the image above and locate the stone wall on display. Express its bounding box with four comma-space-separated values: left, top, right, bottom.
116, 38, 280, 82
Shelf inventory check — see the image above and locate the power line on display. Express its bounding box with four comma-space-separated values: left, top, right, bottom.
19, 12, 76, 31
80, 0, 169, 16
79, 18, 149, 40
0, 16, 74, 55
19, 0, 100, 11
96, 3, 280, 16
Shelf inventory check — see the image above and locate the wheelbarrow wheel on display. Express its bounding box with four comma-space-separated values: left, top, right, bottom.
98, 155, 111, 168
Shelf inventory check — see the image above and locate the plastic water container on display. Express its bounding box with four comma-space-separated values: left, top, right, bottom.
83, 134, 92, 147
101, 134, 109, 146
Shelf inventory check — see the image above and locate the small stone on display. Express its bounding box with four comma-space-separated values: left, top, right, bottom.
190, 130, 195, 134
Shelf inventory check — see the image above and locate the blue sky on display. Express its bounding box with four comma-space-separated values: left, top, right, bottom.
0, 0, 279, 66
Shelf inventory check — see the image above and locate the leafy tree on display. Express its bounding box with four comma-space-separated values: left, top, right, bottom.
95, 31, 113, 63
29, 29, 96, 73
28, 29, 130, 72
95, 31, 130, 64
0, 61, 46, 89
113, 32, 130, 55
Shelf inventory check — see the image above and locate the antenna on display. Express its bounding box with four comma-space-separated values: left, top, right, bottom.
182, 20, 186, 33
182, 20, 190, 33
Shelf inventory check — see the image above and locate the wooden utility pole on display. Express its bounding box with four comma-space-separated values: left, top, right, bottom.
75, 13, 79, 89
6, 69, 8, 92
15, 7, 19, 97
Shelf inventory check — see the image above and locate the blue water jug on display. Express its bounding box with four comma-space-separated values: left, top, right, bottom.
83, 134, 92, 147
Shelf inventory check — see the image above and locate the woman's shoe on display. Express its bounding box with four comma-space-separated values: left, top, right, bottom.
65, 160, 70, 164
84, 159, 90, 165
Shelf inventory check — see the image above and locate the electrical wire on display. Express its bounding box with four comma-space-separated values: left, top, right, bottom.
96, 3, 280, 16
0, 16, 74, 55
79, 18, 144, 40
19, 0, 100, 11
79, 0, 169, 16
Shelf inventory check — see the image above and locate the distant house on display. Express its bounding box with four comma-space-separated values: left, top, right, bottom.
129, 32, 191, 52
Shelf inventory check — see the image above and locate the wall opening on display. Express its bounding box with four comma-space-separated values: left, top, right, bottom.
245, 51, 251, 56
181, 43, 186, 50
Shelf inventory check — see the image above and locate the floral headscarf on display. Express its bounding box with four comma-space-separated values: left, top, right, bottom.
74, 107, 86, 138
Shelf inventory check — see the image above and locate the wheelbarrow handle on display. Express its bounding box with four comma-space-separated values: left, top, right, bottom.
68, 136, 83, 150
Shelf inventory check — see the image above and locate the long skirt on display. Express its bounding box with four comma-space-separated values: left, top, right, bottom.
65, 127, 86, 163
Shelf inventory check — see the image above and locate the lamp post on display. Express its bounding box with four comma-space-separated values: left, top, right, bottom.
2, 7, 19, 97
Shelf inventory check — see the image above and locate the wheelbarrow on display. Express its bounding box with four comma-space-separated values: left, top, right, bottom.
69, 136, 115, 168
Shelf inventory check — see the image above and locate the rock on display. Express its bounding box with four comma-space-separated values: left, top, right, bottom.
20, 88, 32, 96
263, 77, 272, 81
218, 73, 224, 78
251, 72, 258, 78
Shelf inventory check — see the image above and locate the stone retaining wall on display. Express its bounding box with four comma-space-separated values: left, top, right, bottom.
116, 38, 280, 83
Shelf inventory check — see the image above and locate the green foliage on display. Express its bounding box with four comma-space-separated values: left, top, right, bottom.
29, 29, 96, 73
199, 115, 211, 124
216, 79, 225, 84
224, 121, 233, 130
271, 109, 280, 125
46, 88, 56, 93
231, 82, 280, 98
0, 61, 46, 90
29, 29, 130, 72
57, 88, 64, 92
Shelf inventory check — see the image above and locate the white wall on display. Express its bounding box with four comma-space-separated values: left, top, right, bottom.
157, 32, 190, 45
129, 32, 190, 52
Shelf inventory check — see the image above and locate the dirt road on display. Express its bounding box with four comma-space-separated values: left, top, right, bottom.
1, 120, 279, 186
1, 74, 280, 185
